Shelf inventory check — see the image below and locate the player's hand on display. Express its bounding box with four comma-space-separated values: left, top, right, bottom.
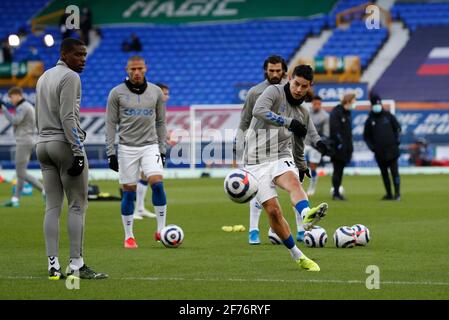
161, 153, 166, 167
298, 168, 311, 183
67, 156, 85, 176
315, 140, 328, 155
108, 155, 119, 172
289, 119, 307, 138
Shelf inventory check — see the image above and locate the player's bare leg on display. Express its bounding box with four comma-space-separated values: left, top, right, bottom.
262, 197, 319, 271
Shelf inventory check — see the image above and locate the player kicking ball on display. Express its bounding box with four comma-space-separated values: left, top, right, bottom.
243, 65, 329, 271
106, 56, 168, 249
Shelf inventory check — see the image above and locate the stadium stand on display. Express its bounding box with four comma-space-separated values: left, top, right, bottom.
317, 20, 388, 69
0, 0, 48, 40
391, 2, 449, 32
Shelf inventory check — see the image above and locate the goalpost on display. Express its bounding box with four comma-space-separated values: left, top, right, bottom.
187, 100, 396, 170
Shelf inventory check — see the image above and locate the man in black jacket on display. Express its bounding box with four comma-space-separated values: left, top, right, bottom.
330, 93, 355, 200
363, 95, 401, 200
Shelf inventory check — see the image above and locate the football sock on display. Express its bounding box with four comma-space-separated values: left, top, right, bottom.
294, 207, 305, 232
152, 182, 167, 232
282, 235, 303, 260
249, 198, 262, 231
121, 190, 135, 239
295, 199, 310, 220
69, 257, 84, 271
136, 179, 148, 211
48, 256, 60, 271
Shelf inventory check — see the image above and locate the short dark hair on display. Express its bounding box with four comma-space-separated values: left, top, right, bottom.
264, 55, 288, 72
156, 83, 169, 90
8, 86, 23, 96
60, 38, 85, 53
128, 55, 145, 63
292, 65, 314, 82
312, 95, 322, 101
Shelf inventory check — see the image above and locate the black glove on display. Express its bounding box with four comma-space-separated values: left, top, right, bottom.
161, 153, 166, 167
67, 156, 85, 176
315, 140, 328, 155
289, 119, 307, 138
298, 168, 311, 183
108, 155, 119, 172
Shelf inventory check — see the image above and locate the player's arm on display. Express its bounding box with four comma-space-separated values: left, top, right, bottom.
253, 86, 292, 127
323, 113, 330, 138
59, 72, 84, 157
1, 103, 26, 125
253, 86, 307, 138
105, 89, 120, 157
155, 90, 167, 156
390, 113, 401, 144
330, 109, 343, 148
363, 117, 374, 151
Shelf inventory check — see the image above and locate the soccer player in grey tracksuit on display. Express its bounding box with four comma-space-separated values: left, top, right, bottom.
1, 87, 44, 207
35, 38, 107, 280
242, 65, 328, 271
234, 55, 290, 245
105, 55, 167, 249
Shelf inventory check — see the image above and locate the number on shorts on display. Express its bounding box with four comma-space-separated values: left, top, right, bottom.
284, 160, 295, 167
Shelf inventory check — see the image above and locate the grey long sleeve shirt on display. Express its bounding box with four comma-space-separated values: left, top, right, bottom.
35, 60, 86, 156
244, 84, 321, 171
105, 82, 166, 156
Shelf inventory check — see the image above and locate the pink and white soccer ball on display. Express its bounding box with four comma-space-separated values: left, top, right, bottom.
351, 224, 370, 246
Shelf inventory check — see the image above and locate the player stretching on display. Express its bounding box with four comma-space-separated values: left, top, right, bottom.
235, 55, 290, 245
1, 87, 45, 207
106, 56, 167, 249
36, 38, 107, 279
304, 95, 329, 196
134, 83, 170, 220
244, 65, 328, 271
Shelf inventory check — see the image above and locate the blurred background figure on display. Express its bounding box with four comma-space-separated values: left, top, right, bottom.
329, 93, 355, 200
122, 33, 142, 52
364, 95, 401, 200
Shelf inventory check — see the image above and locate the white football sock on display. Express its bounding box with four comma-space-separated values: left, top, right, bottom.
48, 256, 60, 271
249, 198, 262, 231
294, 207, 305, 232
154, 205, 166, 232
69, 257, 84, 271
300, 207, 310, 220
122, 215, 134, 239
289, 246, 303, 261
136, 182, 148, 211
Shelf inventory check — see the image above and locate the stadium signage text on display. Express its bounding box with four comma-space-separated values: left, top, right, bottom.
123, 0, 245, 18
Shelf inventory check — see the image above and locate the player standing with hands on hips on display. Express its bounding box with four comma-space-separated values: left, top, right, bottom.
36, 38, 108, 280
106, 56, 168, 249
244, 65, 329, 271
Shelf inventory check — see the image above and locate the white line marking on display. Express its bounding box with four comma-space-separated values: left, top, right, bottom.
2, 276, 449, 287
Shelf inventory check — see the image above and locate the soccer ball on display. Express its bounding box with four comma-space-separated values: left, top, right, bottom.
351, 224, 370, 246
160, 225, 184, 248
333, 226, 357, 248
268, 228, 282, 245
224, 169, 258, 203
303, 226, 328, 248
330, 186, 345, 196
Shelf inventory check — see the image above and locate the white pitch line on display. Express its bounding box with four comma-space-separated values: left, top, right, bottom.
2, 275, 449, 287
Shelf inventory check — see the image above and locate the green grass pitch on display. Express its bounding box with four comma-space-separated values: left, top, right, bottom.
0, 174, 448, 299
